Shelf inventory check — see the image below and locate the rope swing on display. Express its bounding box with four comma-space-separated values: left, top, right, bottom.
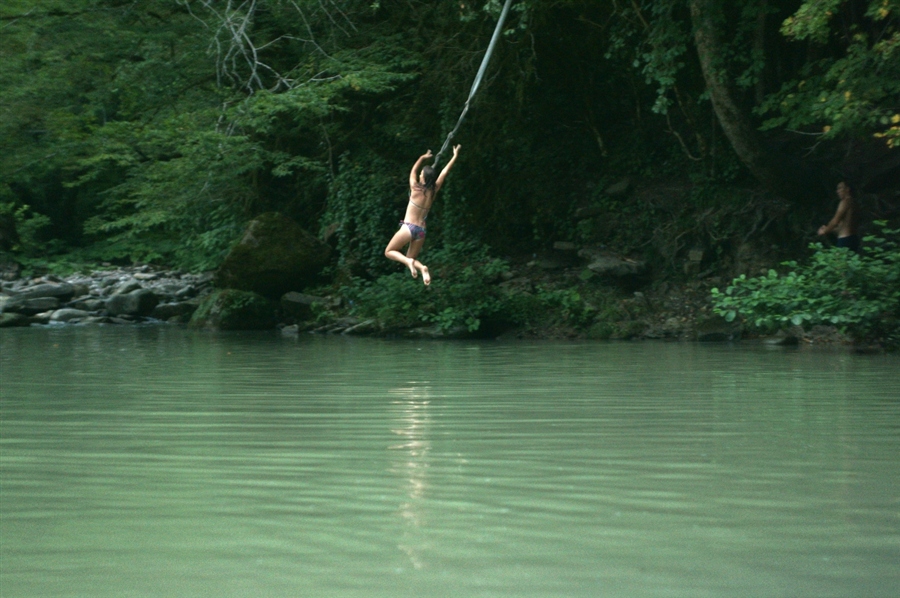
432, 0, 515, 170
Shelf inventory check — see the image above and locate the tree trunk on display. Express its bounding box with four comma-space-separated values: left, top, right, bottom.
689, 0, 796, 198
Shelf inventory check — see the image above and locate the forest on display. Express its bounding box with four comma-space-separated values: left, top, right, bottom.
1, 0, 898, 343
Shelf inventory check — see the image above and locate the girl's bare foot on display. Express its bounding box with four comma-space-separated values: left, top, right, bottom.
407, 258, 418, 279
419, 264, 431, 285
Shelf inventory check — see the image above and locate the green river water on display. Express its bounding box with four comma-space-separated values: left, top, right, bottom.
1, 326, 898, 597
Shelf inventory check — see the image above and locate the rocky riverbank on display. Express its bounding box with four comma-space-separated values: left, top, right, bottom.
0, 266, 214, 327
0, 261, 857, 350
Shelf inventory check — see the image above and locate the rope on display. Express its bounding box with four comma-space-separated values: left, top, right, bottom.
432, 0, 515, 170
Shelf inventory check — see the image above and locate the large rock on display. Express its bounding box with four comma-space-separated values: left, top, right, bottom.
280, 292, 327, 322
50, 308, 92, 323
19, 282, 76, 301
106, 289, 159, 317
113, 279, 144, 295
0, 283, 75, 312
151, 301, 198, 322
69, 297, 105, 312
18, 297, 61, 315
215, 212, 331, 299
188, 289, 276, 330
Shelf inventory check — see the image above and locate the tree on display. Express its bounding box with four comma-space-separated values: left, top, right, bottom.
689, 0, 798, 196
759, 0, 900, 150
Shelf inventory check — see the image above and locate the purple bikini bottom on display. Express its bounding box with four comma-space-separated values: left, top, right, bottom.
401, 221, 426, 241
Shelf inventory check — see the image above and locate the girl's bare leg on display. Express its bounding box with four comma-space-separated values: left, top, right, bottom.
406, 239, 430, 285
385, 227, 418, 279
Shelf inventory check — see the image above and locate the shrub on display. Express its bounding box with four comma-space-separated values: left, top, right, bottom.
711, 223, 900, 345
342, 241, 510, 334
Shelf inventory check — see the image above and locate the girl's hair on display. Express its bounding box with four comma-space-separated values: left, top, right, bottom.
421, 166, 437, 190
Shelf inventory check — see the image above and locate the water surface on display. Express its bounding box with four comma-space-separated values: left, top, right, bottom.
1, 326, 898, 597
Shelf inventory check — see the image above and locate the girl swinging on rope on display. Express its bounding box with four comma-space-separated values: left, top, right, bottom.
384, 145, 460, 285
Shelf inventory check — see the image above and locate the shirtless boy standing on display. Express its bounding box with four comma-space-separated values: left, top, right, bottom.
818, 181, 860, 253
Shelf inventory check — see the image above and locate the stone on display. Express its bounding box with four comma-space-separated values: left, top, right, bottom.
68, 298, 105, 312
605, 177, 632, 196
214, 212, 331, 299
106, 289, 159, 317
76, 316, 111, 325
586, 255, 647, 278
18, 297, 61, 315
175, 285, 197, 299
50, 308, 92, 322
280, 292, 326, 322
1, 283, 75, 311
311, 317, 362, 334
0, 312, 30, 327
151, 302, 198, 321
188, 289, 276, 330
695, 314, 741, 342
341, 319, 377, 335
71, 283, 91, 298
113, 279, 144, 295
154, 282, 184, 298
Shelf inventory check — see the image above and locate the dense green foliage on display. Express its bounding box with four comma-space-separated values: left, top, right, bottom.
341, 241, 597, 335
2, 1, 898, 344
711, 224, 900, 344
763, 0, 900, 147
343, 242, 511, 334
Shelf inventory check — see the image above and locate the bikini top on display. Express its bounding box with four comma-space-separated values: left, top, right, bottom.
408, 184, 433, 216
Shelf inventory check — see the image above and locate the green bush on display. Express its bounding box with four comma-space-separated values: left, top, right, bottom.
711, 224, 900, 345
342, 241, 511, 334
342, 241, 607, 336
532, 286, 597, 328
321, 153, 404, 274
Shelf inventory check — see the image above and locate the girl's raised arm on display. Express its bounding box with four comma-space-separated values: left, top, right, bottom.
410, 150, 433, 187
435, 145, 460, 190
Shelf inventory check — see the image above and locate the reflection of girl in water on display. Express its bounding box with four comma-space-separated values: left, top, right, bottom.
388, 385, 433, 570
384, 146, 461, 285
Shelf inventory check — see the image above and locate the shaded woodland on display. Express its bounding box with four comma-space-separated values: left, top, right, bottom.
1, 1, 898, 341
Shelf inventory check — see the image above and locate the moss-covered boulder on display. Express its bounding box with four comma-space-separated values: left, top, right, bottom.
215, 212, 331, 299
188, 289, 276, 330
